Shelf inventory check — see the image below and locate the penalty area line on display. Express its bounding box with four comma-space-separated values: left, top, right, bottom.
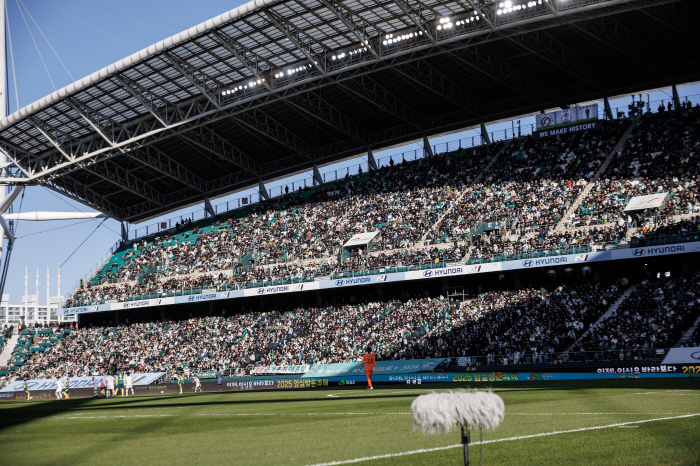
305, 413, 700, 466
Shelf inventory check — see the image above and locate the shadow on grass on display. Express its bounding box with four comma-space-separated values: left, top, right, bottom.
0, 377, 696, 435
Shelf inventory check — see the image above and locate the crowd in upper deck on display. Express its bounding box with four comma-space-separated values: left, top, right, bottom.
66, 106, 700, 307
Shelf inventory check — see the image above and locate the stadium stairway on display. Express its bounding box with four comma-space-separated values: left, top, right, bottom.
421, 140, 513, 245
674, 314, 700, 347
554, 117, 641, 233
0, 333, 19, 368
569, 284, 638, 349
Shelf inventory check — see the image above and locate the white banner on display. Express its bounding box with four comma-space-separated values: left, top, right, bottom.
0, 372, 166, 392
661, 347, 700, 365
251, 364, 310, 375
624, 193, 668, 211
343, 231, 380, 248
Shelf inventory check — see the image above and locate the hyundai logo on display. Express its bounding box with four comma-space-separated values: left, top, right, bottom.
691, 351, 700, 361
521, 260, 533, 267
632, 249, 646, 256
423, 271, 433, 277
257, 288, 265, 294
335, 280, 345, 286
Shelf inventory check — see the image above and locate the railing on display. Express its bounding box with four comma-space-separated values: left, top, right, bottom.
629, 231, 700, 249
332, 260, 457, 280
466, 241, 619, 265
442, 348, 672, 368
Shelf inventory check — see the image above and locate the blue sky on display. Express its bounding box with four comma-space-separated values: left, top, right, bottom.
2, 0, 699, 305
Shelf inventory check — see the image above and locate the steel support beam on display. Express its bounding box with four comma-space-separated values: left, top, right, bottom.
163, 52, 223, 108
285, 91, 370, 145
312, 162, 323, 185
367, 148, 378, 171
204, 195, 216, 216
392, 0, 436, 42
319, 0, 379, 58
264, 9, 327, 75
480, 122, 490, 144
233, 108, 315, 161
423, 134, 434, 157
179, 126, 261, 177
259, 178, 270, 200
339, 75, 422, 130
211, 31, 273, 91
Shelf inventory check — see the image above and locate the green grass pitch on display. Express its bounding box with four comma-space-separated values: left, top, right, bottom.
1, 378, 698, 466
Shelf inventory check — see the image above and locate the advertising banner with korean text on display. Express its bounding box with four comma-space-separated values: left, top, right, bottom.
303, 359, 445, 378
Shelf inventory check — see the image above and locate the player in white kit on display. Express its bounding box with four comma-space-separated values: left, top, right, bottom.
55, 377, 63, 399
125, 374, 135, 396
193, 375, 202, 393
106, 374, 115, 397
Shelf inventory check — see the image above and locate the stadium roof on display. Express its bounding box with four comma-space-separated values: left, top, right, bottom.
0, 0, 697, 223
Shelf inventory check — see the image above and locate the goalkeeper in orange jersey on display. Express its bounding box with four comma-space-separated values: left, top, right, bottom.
360, 347, 376, 390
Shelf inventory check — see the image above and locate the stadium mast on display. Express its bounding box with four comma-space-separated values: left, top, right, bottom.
0, 4, 104, 310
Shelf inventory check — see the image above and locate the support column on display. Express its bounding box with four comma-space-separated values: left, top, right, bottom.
46, 266, 50, 323
604, 97, 613, 120
423, 134, 434, 157
204, 195, 215, 217
480, 123, 490, 144
121, 222, 129, 242
312, 162, 323, 185
672, 85, 681, 109
259, 178, 270, 200
367, 148, 378, 171
115, 310, 120, 325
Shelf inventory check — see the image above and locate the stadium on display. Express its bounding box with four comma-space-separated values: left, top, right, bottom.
0, 0, 699, 464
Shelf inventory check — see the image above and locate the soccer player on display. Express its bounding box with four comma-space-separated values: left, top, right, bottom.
92, 377, 99, 397
106, 373, 115, 397
116, 371, 124, 397
63, 377, 71, 399
216, 368, 223, 393
125, 373, 134, 397
360, 346, 376, 390
23, 377, 32, 400
177, 374, 184, 394
55, 377, 63, 399
193, 375, 202, 393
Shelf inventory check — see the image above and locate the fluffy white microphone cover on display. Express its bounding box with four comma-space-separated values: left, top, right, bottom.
411, 390, 505, 434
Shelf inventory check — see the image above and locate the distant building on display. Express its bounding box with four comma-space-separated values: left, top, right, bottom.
0, 294, 74, 326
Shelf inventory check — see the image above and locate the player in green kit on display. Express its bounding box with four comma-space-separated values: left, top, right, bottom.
177, 374, 184, 394
63, 377, 71, 399
23, 377, 32, 400
117, 371, 125, 397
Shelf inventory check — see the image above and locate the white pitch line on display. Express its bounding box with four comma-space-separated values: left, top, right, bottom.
50, 412, 413, 420
49, 412, 694, 420
305, 413, 700, 466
